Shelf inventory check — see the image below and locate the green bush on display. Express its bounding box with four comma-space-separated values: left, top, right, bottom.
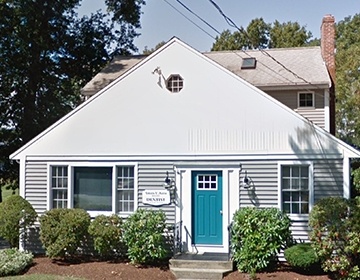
0, 195, 37, 248
284, 243, 320, 271
0, 248, 33, 276
231, 207, 293, 273
123, 209, 170, 265
309, 197, 360, 280
39, 208, 91, 259
88, 214, 126, 259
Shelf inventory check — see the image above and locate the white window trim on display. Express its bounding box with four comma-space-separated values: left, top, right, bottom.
298, 91, 315, 109
47, 162, 138, 218
277, 161, 314, 221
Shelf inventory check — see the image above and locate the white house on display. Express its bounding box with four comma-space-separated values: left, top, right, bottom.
10, 34, 360, 254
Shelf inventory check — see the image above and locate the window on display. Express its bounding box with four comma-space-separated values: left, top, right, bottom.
241, 57, 256, 69
166, 74, 183, 93
298, 92, 314, 107
197, 174, 217, 190
74, 167, 112, 211
51, 166, 68, 209
117, 166, 135, 212
279, 163, 313, 216
49, 164, 136, 216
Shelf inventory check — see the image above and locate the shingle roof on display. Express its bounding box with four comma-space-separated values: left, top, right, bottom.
204, 47, 330, 89
81, 46, 331, 96
81, 55, 146, 96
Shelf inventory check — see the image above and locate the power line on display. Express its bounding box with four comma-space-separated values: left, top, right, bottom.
207, 0, 328, 96
175, 0, 221, 35
163, 0, 216, 40
164, 0, 294, 84
164, 0, 328, 100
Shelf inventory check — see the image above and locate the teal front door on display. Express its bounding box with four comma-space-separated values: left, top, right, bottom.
192, 171, 223, 245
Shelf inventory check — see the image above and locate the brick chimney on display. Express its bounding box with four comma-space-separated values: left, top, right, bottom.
321, 14, 336, 135
321, 14, 336, 83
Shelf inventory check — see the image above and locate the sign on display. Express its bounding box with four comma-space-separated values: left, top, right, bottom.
142, 189, 171, 206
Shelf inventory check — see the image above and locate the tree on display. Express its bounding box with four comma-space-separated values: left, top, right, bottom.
269, 20, 312, 48
142, 41, 166, 55
211, 18, 314, 51
0, 0, 145, 184
335, 14, 360, 148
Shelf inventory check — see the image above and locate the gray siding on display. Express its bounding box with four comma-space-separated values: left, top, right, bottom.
25, 161, 47, 215
137, 161, 176, 224
24, 157, 343, 251
239, 158, 343, 242
314, 159, 343, 200
266, 89, 326, 129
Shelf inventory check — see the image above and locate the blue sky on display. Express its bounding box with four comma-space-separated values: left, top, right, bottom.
79, 0, 360, 53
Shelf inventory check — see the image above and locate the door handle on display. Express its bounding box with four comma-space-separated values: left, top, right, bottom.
220, 210, 223, 215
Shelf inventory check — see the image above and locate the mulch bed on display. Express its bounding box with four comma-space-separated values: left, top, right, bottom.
23, 257, 332, 280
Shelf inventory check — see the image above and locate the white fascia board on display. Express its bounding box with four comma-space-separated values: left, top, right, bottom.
25, 153, 345, 162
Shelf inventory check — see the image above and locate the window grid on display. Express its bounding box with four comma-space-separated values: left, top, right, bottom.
166, 74, 183, 93
51, 166, 68, 209
282, 165, 309, 214
117, 166, 135, 213
299, 92, 314, 107
197, 175, 217, 190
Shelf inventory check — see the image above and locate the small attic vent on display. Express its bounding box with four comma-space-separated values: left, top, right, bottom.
241, 57, 256, 69
166, 74, 183, 93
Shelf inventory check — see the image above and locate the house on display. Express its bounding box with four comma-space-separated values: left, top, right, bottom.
81, 15, 336, 136
10, 15, 360, 255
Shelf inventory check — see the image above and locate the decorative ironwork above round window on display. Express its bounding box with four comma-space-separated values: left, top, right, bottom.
166, 74, 183, 93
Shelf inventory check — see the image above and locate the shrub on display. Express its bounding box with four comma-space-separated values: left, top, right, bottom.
231, 207, 293, 273
39, 208, 91, 259
123, 209, 170, 265
284, 243, 320, 271
0, 195, 37, 248
309, 197, 360, 280
88, 214, 126, 259
0, 248, 33, 276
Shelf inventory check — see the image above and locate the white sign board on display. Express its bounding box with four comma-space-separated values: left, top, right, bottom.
142, 189, 171, 206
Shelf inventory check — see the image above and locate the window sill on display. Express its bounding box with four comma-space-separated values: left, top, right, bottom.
296, 107, 315, 110
287, 214, 309, 221
87, 211, 133, 219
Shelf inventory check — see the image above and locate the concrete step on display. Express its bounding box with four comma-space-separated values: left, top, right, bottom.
171, 267, 229, 280
170, 259, 233, 270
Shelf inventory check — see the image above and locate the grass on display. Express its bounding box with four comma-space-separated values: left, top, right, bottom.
2, 274, 85, 280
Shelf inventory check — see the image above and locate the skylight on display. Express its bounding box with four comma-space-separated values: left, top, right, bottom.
241, 57, 256, 69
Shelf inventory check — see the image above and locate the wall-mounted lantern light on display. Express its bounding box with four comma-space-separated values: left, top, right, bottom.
163, 171, 176, 192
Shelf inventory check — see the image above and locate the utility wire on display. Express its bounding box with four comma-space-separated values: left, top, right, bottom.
163, 0, 216, 40
175, 0, 221, 35
165, 0, 328, 100
207, 0, 321, 89
164, 0, 301, 85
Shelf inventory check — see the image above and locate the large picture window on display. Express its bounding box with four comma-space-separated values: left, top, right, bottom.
74, 167, 112, 211
49, 164, 136, 216
279, 162, 313, 216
